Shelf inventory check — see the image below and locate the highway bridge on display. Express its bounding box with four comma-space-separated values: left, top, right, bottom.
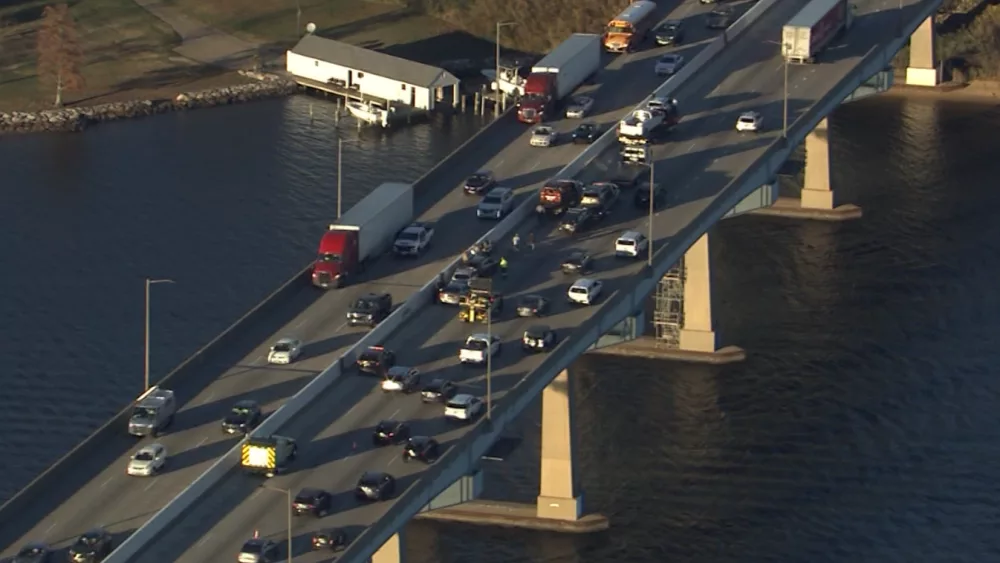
0, 0, 944, 560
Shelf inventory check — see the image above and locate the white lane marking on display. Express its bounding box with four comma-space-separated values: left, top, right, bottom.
386, 457, 397, 468
202, 392, 214, 402
254, 355, 263, 363
100, 477, 113, 488
197, 437, 208, 447
196, 534, 214, 547
528, 160, 541, 172
144, 480, 157, 491
293, 320, 306, 329
45, 522, 57, 534
389, 408, 400, 419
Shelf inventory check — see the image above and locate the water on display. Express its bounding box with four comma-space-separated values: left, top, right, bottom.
4, 93, 1000, 562
0, 96, 488, 500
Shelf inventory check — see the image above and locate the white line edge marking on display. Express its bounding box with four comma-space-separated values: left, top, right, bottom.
100, 477, 113, 488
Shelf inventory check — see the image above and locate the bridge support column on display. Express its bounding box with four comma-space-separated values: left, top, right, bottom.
906, 16, 941, 87
371, 531, 407, 563
537, 368, 584, 521
802, 117, 834, 210
678, 232, 718, 354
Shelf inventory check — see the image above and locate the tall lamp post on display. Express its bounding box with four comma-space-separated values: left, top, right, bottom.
646, 159, 655, 267
494, 21, 516, 118
337, 138, 343, 219
295, 0, 302, 38
782, 56, 789, 138
261, 485, 294, 562
485, 277, 494, 421
144, 277, 175, 392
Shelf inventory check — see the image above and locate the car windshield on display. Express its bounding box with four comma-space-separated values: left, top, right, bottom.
273, 342, 292, 352
353, 299, 375, 310
453, 271, 472, 282
569, 287, 588, 294
465, 339, 488, 350
387, 370, 408, 381
567, 253, 585, 264
241, 541, 264, 554
566, 209, 586, 219
526, 329, 547, 338
520, 296, 541, 306
132, 407, 155, 419
482, 196, 501, 205
660, 55, 678, 63
80, 534, 101, 546
444, 282, 465, 293
468, 174, 489, 185
361, 348, 382, 360
663, 23, 679, 32
535, 127, 552, 135
398, 231, 419, 241
739, 116, 755, 123
571, 97, 587, 106
446, 399, 470, 409
577, 124, 594, 132
134, 451, 154, 461
318, 253, 341, 262
231, 405, 253, 416
618, 239, 636, 247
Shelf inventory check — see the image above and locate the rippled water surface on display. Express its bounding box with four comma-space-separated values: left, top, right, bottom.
3, 93, 1000, 562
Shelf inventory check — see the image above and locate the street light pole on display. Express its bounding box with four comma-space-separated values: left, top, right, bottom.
647, 162, 655, 267
144, 277, 174, 392
295, 0, 302, 38
782, 58, 789, 138
262, 486, 294, 562
336, 138, 343, 219
486, 278, 493, 421
494, 22, 515, 118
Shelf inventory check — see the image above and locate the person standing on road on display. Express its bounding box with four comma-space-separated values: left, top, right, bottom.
499, 256, 509, 278
527, 232, 535, 251
512, 233, 521, 252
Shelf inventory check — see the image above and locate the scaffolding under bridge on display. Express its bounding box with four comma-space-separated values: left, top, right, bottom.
652, 258, 685, 347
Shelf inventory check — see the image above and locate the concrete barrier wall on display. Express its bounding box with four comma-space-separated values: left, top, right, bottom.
107, 2, 787, 558
0, 262, 313, 541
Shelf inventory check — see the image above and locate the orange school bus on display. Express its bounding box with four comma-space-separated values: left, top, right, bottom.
603, 0, 658, 53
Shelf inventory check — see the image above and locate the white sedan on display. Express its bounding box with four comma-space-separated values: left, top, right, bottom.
565, 96, 595, 118
267, 337, 303, 364
736, 111, 763, 132
530, 126, 558, 147
655, 53, 685, 76
459, 334, 501, 364
444, 394, 485, 422
567, 278, 604, 305
127, 443, 167, 476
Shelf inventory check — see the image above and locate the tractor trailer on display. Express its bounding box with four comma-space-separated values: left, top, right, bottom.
311, 182, 414, 289
517, 34, 602, 124
781, 0, 853, 64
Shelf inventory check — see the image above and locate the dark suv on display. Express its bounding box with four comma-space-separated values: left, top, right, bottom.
293, 487, 333, 517
68, 529, 113, 563
347, 292, 393, 327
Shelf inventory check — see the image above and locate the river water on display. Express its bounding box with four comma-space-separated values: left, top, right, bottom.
4, 93, 1000, 562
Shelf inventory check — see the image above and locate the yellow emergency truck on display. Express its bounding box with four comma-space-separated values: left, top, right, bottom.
458, 278, 503, 323
241, 435, 298, 477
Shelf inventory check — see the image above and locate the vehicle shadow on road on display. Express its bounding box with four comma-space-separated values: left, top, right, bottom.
172, 374, 317, 434
293, 424, 382, 471
164, 437, 240, 473
301, 331, 366, 362
284, 524, 368, 562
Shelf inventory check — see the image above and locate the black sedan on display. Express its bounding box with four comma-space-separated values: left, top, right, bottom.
465, 254, 499, 277
559, 207, 598, 234
517, 294, 550, 317
561, 251, 594, 275
634, 181, 668, 209
655, 20, 684, 45
403, 436, 441, 464
572, 122, 601, 144
373, 419, 411, 445
356, 345, 396, 375
437, 281, 468, 305
707, 8, 733, 29
464, 171, 495, 195
421, 378, 458, 403
522, 325, 558, 352
312, 528, 347, 551
68, 529, 114, 563
356, 471, 396, 501
12, 543, 51, 563
221, 399, 262, 435
293, 487, 333, 517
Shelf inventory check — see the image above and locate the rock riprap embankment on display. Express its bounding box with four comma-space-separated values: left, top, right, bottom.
0, 72, 296, 134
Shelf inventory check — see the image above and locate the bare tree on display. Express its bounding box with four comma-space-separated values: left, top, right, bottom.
36, 3, 84, 107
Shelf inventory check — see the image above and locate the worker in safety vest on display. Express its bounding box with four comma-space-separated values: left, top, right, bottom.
499, 256, 508, 277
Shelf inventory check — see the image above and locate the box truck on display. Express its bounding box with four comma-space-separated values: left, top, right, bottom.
517, 34, 602, 124
781, 0, 853, 64
312, 182, 414, 288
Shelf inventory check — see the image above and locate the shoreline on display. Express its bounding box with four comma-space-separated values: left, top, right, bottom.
4, 70, 1000, 135
0, 72, 296, 134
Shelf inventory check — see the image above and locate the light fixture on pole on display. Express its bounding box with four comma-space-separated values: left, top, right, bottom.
336, 138, 343, 219
486, 277, 494, 421
782, 55, 789, 138
144, 277, 175, 392
647, 160, 655, 267
261, 485, 294, 562
494, 21, 516, 118
295, 0, 302, 38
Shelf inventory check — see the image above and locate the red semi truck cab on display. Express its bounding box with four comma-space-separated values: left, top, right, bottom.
312, 226, 359, 289
517, 74, 556, 123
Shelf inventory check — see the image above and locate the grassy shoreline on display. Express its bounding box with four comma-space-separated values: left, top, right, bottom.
1, 0, 998, 114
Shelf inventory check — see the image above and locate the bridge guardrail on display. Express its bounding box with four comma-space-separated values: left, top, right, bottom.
331, 0, 789, 559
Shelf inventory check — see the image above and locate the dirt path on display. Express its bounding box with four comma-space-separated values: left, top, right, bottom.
132, 0, 259, 69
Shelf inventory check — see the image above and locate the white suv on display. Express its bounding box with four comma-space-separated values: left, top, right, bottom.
615, 230, 649, 258
567, 278, 604, 305
736, 111, 762, 132
444, 394, 484, 421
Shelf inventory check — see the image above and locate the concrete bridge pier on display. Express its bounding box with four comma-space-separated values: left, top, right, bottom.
537, 368, 584, 521
906, 16, 941, 87
371, 532, 406, 563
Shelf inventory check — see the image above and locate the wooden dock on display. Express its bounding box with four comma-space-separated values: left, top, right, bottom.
292, 76, 429, 126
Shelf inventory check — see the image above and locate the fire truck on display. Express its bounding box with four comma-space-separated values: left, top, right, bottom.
458, 278, 504, 323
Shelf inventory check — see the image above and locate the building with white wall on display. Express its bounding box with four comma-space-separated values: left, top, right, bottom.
286, 35, 460, 111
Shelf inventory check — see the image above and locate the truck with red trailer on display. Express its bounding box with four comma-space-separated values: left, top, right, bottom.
311, 182, 413, 289
517, 34, 602, 124
781, 0, 853, 64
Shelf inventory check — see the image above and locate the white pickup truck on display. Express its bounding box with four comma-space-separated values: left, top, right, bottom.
458, 334, 501, 364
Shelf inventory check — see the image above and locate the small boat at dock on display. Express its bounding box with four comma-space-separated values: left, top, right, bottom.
346, 100, 395, 128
